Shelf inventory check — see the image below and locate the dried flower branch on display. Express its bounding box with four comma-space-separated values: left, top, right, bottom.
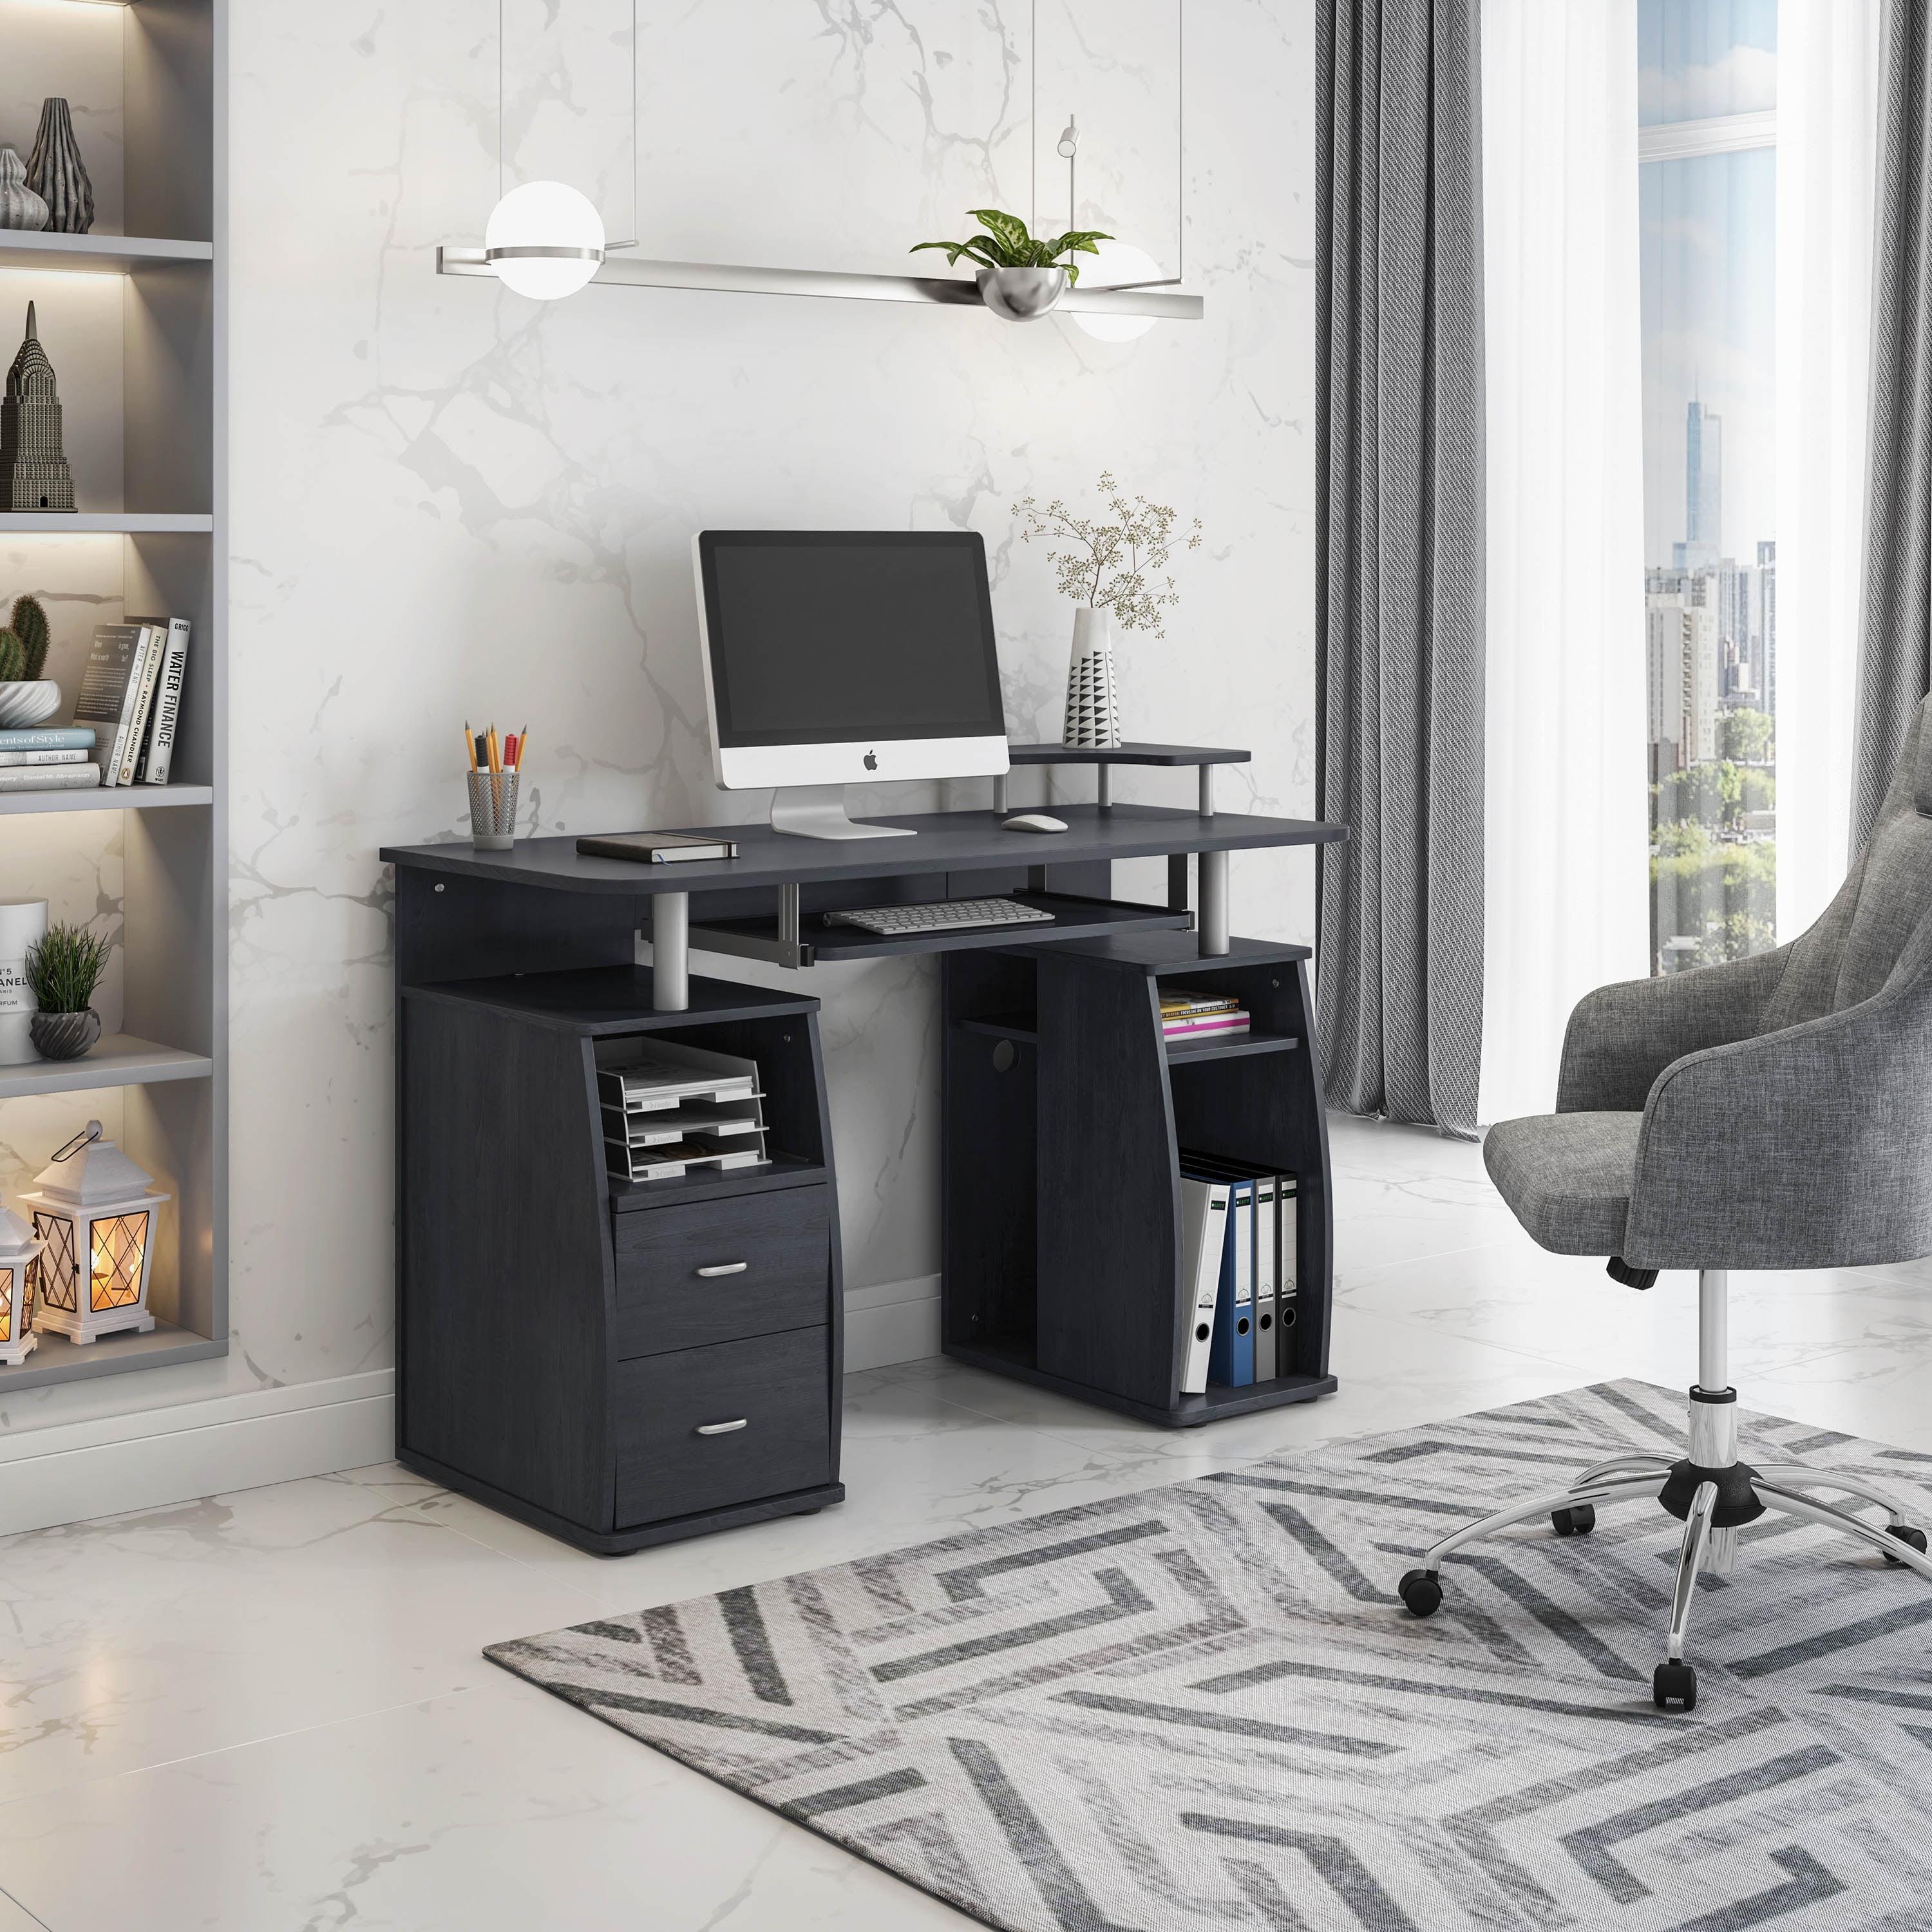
1011, 471, 1204, 636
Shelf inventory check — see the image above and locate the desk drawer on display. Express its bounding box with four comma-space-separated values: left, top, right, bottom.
615, 1329, 831, 1526
613, 1186, 828, 1359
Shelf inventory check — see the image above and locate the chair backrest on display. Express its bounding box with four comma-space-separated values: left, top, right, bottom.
1759, 694, 1932, 1032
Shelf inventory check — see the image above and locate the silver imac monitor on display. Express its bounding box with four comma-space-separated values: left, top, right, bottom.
692, 530, 1011, 840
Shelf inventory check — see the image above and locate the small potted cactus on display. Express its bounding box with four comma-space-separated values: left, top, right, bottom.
0, 594, 59, 728
24, 921, 110, 1061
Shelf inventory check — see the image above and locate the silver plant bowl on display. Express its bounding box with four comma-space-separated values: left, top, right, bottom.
0, 680, 61, 728
30, 1008, 100, 1061
976, 266, 1068, 322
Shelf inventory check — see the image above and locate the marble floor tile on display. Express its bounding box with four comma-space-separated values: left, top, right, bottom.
0, 1676, 961, 1932
0, 1463, 609, 1804
2, 1113, 1929, 1929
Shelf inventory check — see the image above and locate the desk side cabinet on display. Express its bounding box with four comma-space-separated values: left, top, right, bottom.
395, 967, 846, 1555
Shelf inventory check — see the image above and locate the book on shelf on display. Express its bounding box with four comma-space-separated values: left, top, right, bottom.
118, 620, 169, 785
1163, 1009, 1250, 1038
137, 617, 191, 784
0, 726, 95, 752
0, 747, 86, 768
71, 623, 147, 787
0, 763, 101, 793
1160, 989, 1242, 1017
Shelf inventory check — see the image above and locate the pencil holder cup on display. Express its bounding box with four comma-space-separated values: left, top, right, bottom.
467, 771, 518, 851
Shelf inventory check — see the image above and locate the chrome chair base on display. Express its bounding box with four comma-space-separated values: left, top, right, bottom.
1396, 1379, 1932, 1712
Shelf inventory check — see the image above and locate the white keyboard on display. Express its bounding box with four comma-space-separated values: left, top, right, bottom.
825, 897, 1056, 937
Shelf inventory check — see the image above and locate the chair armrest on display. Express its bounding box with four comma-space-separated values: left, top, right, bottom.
1555, 945, 1794, 1114
1624, 981, 1932, 1270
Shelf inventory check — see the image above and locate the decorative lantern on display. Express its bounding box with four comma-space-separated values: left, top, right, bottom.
19, 1120, 167, 1346
0, 1205, 41, 1365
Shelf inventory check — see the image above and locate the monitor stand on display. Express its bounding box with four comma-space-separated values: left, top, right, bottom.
768, 784, 918, 841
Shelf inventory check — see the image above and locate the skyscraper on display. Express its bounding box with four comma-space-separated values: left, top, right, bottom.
1686, 397, 1721, 553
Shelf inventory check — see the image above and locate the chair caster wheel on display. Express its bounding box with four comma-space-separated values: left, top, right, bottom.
1551, 1504, 1596, 1537
1398, 1569, 1443, 1617
1653, 1660, 1698, 1712
1884, 1524, 1927, 1564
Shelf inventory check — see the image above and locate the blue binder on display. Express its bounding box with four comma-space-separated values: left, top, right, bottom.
1206, 1177, 1255, 1387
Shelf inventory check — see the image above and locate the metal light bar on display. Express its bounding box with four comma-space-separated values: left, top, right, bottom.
436, 247, 1204, 321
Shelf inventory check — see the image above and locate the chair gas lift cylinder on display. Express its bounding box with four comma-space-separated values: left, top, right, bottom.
19, 1121, 169, 1347
0, 1205, 41, 1367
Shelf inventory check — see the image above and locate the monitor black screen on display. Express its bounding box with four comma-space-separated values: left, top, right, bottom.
699, 531, 1007, 746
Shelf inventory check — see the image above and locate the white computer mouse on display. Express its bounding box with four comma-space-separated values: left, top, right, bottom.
1001, 812, 1069, 833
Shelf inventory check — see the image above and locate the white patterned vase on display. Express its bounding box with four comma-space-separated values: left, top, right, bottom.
0, 681, 61, 728
0, 148, 48, 232
1061, 606, 1122, 749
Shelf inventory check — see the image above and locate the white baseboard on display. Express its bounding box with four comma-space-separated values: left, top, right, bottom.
0, 1276, 947, 1537
0, 1372, 396, 1538
844, 1274, 940, 1372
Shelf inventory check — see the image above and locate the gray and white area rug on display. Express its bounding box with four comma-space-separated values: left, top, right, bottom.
487, 1381, 1932, 1930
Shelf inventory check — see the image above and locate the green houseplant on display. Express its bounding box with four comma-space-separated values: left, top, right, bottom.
24, 920, 110, 1060
0, 592, 58, 727
911, 209, 1110, 321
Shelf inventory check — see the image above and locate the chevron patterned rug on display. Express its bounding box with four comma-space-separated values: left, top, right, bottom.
487, 1381, 1932, 1930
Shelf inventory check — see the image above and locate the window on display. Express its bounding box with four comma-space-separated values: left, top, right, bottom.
1639, 1, 1777, 973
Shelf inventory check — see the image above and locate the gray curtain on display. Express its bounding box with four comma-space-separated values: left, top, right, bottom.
1853, 0, 1932, 852
1314, 0, 1486, 1138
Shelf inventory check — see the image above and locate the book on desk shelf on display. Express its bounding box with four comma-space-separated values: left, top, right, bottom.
71, 618, 191, 787
0, 726, 97, 753
0, 746, 86, 768
1160, 989, 1249, 1039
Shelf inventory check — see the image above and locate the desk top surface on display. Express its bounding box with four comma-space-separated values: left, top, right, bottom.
382, 802, 1345, 896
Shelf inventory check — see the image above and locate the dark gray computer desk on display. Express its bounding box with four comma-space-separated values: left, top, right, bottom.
381, 789, 1343, 1008
378, 755, 1347, 1555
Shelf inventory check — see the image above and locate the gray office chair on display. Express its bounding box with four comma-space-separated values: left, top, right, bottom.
1396, 694, 1932, 1710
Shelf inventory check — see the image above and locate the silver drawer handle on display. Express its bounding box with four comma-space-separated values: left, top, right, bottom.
696, 1262, 748, 1278
696, 1418, 748, 1436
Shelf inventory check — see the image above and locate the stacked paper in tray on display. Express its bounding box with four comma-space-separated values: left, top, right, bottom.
598, 1039, 774, 1182
1160, 987, 1250, 1039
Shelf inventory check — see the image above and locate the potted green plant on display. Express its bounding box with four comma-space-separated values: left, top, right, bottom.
24, 920, 110, 1060
911, 210, 1110, 321
0, 594, 60, 727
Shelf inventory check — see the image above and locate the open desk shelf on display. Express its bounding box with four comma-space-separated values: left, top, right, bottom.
0, 1320, 223, 1393
942, 933, 1333, 1427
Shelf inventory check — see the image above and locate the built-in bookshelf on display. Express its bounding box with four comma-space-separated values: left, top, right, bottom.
0, 0, 224, 1391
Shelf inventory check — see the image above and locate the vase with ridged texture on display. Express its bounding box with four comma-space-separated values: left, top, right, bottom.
29, 1007, 100, 1061
0, 149, 47, 232
26, 100, 92, 236
1061, 606, 1122, 749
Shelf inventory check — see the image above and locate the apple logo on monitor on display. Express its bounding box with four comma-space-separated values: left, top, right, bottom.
864, 750, 878, 771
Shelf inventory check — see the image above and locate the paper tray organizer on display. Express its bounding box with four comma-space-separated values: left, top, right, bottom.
597, 1039, 774, 1182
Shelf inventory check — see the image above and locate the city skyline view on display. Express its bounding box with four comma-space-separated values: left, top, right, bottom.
1640, 0, 1777, 974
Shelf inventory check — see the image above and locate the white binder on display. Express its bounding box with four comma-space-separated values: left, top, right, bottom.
1179, 1176, 1231, 1394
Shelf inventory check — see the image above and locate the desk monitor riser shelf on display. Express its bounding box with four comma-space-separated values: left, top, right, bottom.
381, 745, 1347, 1553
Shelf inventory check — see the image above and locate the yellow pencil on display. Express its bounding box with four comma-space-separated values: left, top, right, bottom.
464, 722, 478, 773
487, 726, 502, 775
516, 724, 530, 772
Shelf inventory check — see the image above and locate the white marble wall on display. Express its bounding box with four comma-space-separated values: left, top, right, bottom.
3, 0, 1314, 1439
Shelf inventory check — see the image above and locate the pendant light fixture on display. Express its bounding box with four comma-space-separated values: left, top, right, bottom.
482, 0, 638, 301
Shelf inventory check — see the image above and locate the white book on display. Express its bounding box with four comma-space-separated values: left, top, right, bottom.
1179, 1177, 1230, 1396
103, 621, 156, 788
118, 621, 169, 786
0, 748, 86, 768
1253, 1177, 1278, 1381
72, 623, 146, 789
0, 763, 102, 792
138, 617, 191, 785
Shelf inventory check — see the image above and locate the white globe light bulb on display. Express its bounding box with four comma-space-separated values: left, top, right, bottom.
1072, 240, 1163, 343
484, 181, 605, 301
